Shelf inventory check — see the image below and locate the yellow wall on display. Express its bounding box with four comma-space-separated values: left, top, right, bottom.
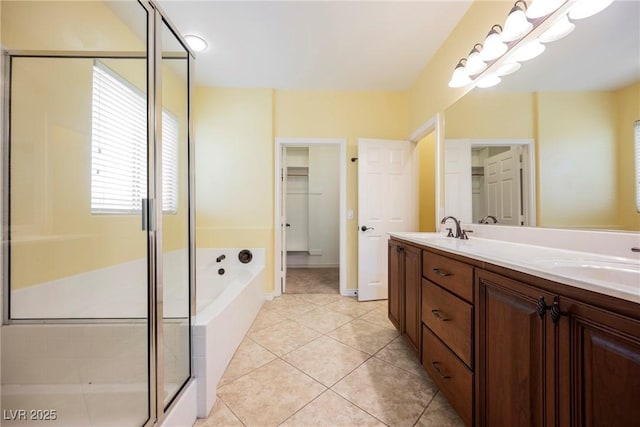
194, 89, 408, 293
444, 92, 535, 139
274, 90, 408, 291
194, 87, 275, 290
615, 82, 640, 230
408, 1, 512, 132
418, 131, 436, 232
536, 91, 618, 228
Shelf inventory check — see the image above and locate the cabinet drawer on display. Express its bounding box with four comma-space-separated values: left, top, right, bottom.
422, 326, 473, 427
422, 279, 473, 367
423, 251, 473, 302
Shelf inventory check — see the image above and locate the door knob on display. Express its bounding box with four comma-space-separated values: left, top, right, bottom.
360, 225, 374, 232
285, 223, 291, 227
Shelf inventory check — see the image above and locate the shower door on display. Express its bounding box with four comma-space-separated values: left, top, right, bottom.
0, 1, 194, 426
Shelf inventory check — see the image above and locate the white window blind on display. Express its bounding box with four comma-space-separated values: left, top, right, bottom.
635, 120, 640, 212
91, 62, 178, 214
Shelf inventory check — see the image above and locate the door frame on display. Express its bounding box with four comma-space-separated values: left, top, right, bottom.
274, 137, 347, 297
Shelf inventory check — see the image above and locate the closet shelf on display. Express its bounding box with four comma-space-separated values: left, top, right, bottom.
287, 166, 308, 176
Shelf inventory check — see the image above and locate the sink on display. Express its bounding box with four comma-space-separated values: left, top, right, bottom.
533, 259, 640, 295
400, 232, 451, 240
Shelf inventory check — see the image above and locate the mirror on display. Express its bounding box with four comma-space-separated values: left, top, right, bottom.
443, 0, 640, 231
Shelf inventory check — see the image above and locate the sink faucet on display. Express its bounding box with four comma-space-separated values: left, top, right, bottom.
440, 216, 462, 239
480, 215, 498, 224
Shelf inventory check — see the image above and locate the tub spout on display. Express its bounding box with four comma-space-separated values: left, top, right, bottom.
216, 254, 226, 263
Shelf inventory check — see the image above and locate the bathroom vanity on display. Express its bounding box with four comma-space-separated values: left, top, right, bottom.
388, 231, 640, 427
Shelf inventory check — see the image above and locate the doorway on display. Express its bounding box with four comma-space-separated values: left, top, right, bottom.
274, 138, 347, 297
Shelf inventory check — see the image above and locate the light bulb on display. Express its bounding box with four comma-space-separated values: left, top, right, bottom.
480, 25, 508, 61
465, 44, 487, 76
496, 61, 521, 77
502, 2, 533, 42
184, 34, 208, 52
448, 60, 472, 88
539, 14, 575, 43
569, 0, 614, 20
476, 73, 501, 89
511, 39, 546, 62
526, 0, 566, 19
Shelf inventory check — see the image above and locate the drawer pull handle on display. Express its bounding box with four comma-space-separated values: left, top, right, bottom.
431, 361, 451, 379
431, 309, 450, 322
432, 268, 452, 277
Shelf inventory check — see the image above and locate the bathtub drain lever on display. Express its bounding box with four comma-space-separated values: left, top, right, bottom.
216, 254, 226, 262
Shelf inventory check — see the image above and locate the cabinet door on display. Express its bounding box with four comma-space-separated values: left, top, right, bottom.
476, 269, 558, 427
560, 298, 640, 427
387, 240, 403, 331
403, 244, 421, 355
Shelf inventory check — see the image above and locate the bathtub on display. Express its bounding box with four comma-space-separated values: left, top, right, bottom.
193, 248, 265, 418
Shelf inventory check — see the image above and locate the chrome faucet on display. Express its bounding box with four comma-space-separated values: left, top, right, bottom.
440, 216, 462, 239
479, 215, 498, 224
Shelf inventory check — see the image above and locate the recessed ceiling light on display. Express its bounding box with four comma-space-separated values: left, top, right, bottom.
184, 34, 208, 52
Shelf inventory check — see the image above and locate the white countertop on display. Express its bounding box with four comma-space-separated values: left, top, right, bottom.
388, 231, 640, 304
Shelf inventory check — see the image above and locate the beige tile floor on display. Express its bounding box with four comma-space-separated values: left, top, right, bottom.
194, 293, 465, 427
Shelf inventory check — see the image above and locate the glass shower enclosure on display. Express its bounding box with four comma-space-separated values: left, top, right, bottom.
0, 1, 195, 426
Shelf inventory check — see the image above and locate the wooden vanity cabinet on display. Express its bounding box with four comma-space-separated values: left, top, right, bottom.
558, 297, 640, 427
476, 269, 640, 427
388, 239, 403, 331
388, 237, 640, 427
475, 269, 560, 427
422, 248, 475, 427
387, 239, 422, 355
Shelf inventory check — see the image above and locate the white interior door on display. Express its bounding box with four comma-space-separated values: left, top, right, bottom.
444, 140, 472, 223
484, 147, 522, 226
357, 138, 417, 301
280, 148, 288, 293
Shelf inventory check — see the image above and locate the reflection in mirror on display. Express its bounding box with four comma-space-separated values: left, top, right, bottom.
443, 0, 640, 231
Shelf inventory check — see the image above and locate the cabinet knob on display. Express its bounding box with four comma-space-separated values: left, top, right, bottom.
432, 268, 452, 277
431, 309, 450, 322
431, 361, 451, 379
536, 296, 566, 324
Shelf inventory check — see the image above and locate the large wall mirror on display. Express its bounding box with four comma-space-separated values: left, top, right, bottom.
443, 0, 640, 231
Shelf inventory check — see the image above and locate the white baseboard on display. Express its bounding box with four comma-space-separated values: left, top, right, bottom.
264, 292, 276, 301
341, 289, 357, 297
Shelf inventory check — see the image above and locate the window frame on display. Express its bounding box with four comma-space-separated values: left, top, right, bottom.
90, 61, 178, 215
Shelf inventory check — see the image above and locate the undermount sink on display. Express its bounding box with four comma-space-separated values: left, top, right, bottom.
533, 260, 640, 295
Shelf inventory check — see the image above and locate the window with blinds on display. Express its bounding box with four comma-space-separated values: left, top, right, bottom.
635, 120, 640, 212
91, 62, 178, 214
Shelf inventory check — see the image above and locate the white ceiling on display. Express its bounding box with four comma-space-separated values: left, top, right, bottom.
157, 0, 473, 90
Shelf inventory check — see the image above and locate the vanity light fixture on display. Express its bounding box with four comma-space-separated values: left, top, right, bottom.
465, 44, 487, 76
480, 25, 509, 61
447, 0, 616, 90
526, 0, 565, 19
448, 59, 473, 88
184, 34, 208, 52
501, 1, 533, 42
568, 0, 615, 20
539, 14, 575, 43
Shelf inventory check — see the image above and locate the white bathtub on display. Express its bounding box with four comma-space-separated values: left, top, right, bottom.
193, 248, 265, 418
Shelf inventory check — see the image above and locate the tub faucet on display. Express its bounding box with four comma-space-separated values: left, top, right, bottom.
216, 254, 226, 263
480, 215, 498, 224
440, 216, 462, 239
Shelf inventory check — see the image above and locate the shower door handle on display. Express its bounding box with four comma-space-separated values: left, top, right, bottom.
142, 199, 155, 231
